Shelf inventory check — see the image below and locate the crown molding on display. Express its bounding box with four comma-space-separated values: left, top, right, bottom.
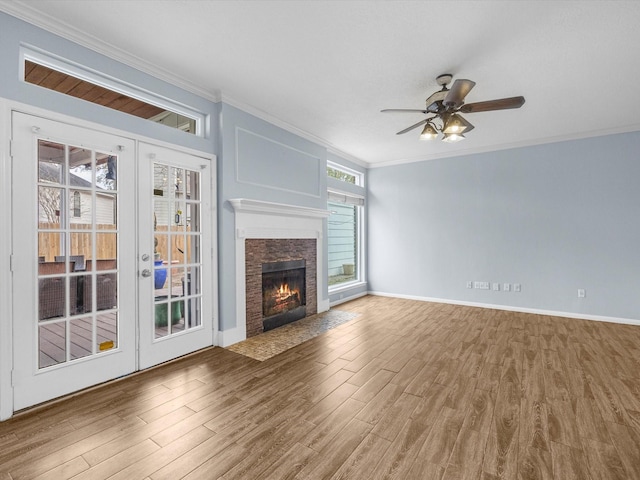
0, 1, 221, 103
369, 123, 640, 168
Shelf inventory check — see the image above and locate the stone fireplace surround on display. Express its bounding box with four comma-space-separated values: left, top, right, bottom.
245, 238, 316, 337
226, 198, 330, 346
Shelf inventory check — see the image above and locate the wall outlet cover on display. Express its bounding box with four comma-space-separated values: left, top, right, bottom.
492, 283, 500, 291
503, 283, 510, 292
514, 283, 521, 292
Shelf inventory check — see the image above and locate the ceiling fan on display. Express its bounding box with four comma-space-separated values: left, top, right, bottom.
381, 74, 525, 142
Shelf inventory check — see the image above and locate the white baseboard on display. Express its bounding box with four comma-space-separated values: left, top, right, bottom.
330, 291, 368, 308
367, 291, 640, 327
318, 299, 331, 313
217, 326, 245, 347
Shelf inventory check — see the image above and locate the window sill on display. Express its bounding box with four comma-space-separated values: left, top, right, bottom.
328, 280, 367, 294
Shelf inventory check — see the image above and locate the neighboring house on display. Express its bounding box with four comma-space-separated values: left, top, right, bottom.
38, 162, 115, 225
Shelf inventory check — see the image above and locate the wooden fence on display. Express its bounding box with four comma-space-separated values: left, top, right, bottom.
38, 224, 192, 262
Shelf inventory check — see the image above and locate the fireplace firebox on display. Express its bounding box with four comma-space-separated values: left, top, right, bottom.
262, 259, 306, 331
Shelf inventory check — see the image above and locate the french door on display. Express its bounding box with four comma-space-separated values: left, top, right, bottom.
137, 142, 213, 369
12, 112, 136, 409
11, 112, 213, 411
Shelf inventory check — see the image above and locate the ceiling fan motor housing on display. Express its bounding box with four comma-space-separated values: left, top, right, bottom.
436, 74, 453, 86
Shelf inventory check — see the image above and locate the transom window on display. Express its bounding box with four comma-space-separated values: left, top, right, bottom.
21, 47, 205, 136
327, 162, 363, 186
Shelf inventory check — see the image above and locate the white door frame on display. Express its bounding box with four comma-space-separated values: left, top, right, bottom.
0, 101, 13, 421
0, 101, 218, 420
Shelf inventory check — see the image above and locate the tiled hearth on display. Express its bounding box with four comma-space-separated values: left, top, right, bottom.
226, 198, 330, 346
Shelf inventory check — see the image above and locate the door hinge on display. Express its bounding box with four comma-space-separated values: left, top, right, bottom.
9, 254, 14, 272
9, 140, 14, 158
11, 369, 16, 387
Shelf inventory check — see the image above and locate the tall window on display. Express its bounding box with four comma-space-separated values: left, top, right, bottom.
328, 201, 359, 286
327, 163, 364, 289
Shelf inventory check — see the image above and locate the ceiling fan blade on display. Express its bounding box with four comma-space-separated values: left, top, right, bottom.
443, 79, 476, 108
460, 96, 525, 113
381, 108, 428, 114
396, 118, 428, 135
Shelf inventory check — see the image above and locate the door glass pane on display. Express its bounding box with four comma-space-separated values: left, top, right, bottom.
38, 186, 64, 225
97, 312, 117, 352
70, 317, 93, 360
68, 146, 92, 188
99, 194, 117, 230
173, 235, 186, 264
186, 235, 201, 264
185, 296, 201, 328
69, 191, 92, 228
39, 277, 66, 321
96, 154, 117, 190
173, 200, 187, 234
39, 322, 66, 368
96, 273, 117, 311
153, 164, 169, 195
36, 140, 120, 369
185, 170, 199, 201
96, 232, 117, 268
38, 231, 64, 264
153, 162, 203, 339
38, 141, 64, 184
186, 202, 200, 233
70, 233, 92, 271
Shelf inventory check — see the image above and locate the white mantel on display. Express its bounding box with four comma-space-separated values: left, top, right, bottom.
222, 198, 331, 346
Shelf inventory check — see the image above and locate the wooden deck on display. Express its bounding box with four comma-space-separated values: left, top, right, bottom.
39, 313, 118, 368
2, 295, 640, 479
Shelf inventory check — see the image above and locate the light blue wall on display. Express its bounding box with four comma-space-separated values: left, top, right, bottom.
368, 132, 640, 320
0, 12, 216, 154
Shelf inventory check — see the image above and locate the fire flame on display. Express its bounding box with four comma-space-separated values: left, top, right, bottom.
275, 283, 297, 303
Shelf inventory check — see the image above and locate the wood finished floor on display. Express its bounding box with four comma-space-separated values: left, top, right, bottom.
2, 295, 640, 479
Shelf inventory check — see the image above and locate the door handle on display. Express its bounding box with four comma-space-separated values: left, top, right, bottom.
141, 269, 152, 278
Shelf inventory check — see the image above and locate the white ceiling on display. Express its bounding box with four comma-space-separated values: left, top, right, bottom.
3, 1, 640, 167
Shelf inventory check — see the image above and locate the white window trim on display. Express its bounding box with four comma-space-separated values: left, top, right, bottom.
20, 45, 206, 137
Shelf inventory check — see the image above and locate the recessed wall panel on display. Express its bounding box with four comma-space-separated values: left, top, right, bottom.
236, 127, 321, 197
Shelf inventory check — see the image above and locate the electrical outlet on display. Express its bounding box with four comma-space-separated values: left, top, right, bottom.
578, 289, 586, 298
474, 281, 490, 290
492, 283, 500, 291
503, 283, 510, 292
514, 283, 521, 292
467, 281, 473, 289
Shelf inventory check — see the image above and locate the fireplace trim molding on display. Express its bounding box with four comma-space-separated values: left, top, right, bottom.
226, 198, 330, 346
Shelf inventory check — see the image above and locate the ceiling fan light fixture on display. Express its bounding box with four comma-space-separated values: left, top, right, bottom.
420, 123, 438, 140
442, 132, 465, 143
443, 113, 472, 134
